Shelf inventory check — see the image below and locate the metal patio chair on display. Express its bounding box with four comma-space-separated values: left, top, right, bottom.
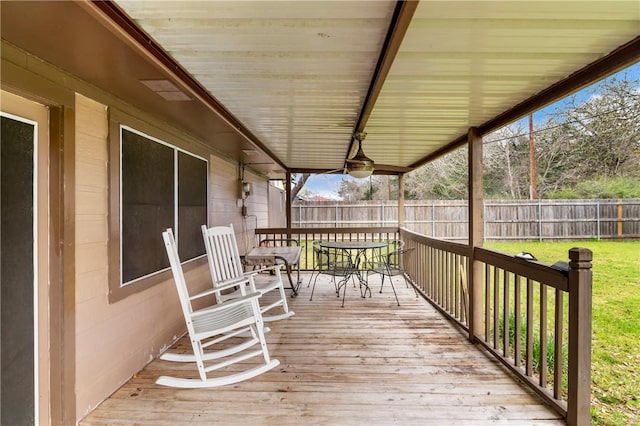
367, 247, 417, 306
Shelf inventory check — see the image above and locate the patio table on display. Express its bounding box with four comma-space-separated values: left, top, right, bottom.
244, 245, 302, 295
318, 241, 388, 306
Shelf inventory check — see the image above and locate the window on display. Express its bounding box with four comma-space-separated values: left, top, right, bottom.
109, 123, 207, 302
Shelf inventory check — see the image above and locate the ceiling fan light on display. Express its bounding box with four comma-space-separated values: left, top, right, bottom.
346, 137, 375, 178
347, 163, 374, 178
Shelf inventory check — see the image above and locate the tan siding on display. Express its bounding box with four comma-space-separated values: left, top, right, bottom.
268, 183, 286, 227
73, 94, 187, 420
73, 94, 270, 422
209, 157, 270, 254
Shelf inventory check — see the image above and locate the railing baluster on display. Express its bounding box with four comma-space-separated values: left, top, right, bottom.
493, 265, 500, 350
540, 284, 548, 387
446, 251, 451, 312
485, 263, 490, 341
526, 278, 534, 376
503, 270, 510, 357
554, 289, 564, 399
454, 254, 460, 320
514, 274, 521, 367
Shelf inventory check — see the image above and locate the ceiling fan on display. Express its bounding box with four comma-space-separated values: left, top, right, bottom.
345, 132, 375, 178
311, 132, 411, 177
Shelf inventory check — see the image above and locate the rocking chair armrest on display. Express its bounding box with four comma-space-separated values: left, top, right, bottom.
191, 291, 262, 317
189, 277, 252, 302
189, 287, 220, 301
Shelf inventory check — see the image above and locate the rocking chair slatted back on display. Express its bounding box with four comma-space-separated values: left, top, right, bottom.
204, 224, 244, 284
202, 224, 294, 322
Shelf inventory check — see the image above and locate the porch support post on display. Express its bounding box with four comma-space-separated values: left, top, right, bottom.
467, 127, 483, 342
285, 170, 292, 239
398, 173, 405, 228
567, 248, 592, 426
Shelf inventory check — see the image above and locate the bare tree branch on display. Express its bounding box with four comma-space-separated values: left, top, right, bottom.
291, 173, 311, 199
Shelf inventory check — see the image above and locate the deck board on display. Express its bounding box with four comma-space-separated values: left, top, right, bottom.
80, 273, 564, 425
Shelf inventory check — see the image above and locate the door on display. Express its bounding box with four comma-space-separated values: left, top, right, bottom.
1, 90, 50, 425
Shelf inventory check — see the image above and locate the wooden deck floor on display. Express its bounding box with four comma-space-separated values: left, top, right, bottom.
81, 273, 564, 425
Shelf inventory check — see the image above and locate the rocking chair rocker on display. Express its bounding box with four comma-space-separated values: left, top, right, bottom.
157, 228, 279, 388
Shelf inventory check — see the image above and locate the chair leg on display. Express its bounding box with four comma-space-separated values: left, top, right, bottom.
309, 271, 322, 301
307, 270, 316, 288
378, 275, 400, 306
379, 275, 385, 293
388, 276, 400, 306
338, 277, 348, 307
404, 275, 419, 298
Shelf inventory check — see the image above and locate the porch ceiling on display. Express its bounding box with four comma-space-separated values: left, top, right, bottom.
1, 1, 638, 178
112, 0, 640, 175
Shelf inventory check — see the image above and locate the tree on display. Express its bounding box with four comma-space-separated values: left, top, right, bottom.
483, 125, 530, 199
291, 173, 310, 200
337, 178, 368, 201
550, 76, 640, 180
535, 75, 640, 197
405, 148, 468, 199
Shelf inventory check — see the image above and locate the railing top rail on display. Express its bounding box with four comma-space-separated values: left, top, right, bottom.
474, 246, 569, 291
400, 227, 469, 256
256, 227, 400, 235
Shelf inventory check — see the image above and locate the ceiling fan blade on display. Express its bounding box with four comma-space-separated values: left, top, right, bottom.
317, 168, 346, 175
372, 164, 412, 174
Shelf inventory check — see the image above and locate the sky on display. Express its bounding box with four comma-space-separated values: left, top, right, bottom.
300, 62, 640, 200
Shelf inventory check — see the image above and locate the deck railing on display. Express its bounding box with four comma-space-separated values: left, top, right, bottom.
256, 226, 592, 425
255, 227, 400, 271
400, 227, 592, 425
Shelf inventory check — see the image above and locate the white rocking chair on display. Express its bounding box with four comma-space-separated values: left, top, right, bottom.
201, 224, 294, 322
157, 228, 279, 388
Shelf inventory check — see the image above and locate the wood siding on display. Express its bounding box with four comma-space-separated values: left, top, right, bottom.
209, 156, 269, 255
74, 96, 270, 421
74, 94, 185, 420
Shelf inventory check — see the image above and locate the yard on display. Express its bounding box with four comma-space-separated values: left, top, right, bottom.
485, 240, 640, 425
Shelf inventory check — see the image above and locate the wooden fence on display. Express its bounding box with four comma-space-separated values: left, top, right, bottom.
292, 199, 640, 241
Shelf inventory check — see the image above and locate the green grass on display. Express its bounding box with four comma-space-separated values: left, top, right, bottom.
485, 240, 640, 426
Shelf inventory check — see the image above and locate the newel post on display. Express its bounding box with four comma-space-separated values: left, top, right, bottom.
567, 247, 593, 426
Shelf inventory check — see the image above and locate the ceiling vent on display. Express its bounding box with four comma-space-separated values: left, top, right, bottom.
140, 79, 192, 101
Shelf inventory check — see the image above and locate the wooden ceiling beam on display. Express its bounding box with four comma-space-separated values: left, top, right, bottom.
345, 1, 419, 163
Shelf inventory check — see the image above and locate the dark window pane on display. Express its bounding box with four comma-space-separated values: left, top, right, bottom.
1, 115, 35, 425
121, 129, 174, 283
177, 151, 207, 260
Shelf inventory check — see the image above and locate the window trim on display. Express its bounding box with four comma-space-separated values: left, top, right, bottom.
108, 112, 208, 303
